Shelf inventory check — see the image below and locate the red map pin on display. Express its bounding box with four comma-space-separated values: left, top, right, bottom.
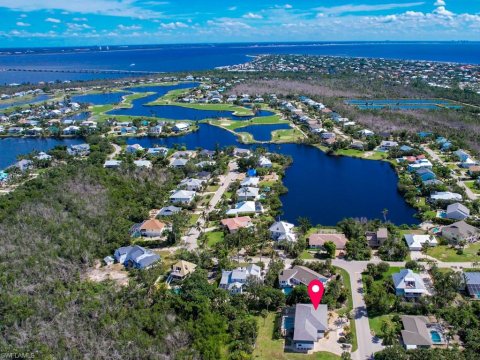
308, 279, 325, 310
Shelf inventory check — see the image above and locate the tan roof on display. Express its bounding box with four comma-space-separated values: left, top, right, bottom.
308, 232, 348, 249
171, 260, 197, 277
140, 219, 166, 231
221, 216, 252, 231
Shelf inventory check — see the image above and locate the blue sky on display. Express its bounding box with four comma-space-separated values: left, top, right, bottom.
0, 0, 479, 47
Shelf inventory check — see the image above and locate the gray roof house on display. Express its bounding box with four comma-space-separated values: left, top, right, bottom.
170, 158, 188, 168
179, 178, 205, 191
14, 159, 33, 172
219, 264, 263, 294
292, 304, 328, 352
442, 221, 479, 244
392, 269, 427, 298
114, 245, 160, 269
445, 203, 470, 220
170, 190, 196, 204
400, 315, 443, 349
464, 272, 480, 299
269, 221, 297, 242
158, 205, 182, 217
279, 266, 328, 289
236, 186, 260, 201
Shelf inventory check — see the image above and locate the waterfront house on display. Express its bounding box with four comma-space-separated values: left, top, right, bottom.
149, 125, 163, 135
63, 125, 80, 135
290, 304, 328, 352
220, 216, 253, 233
454, 150, 469, 162
408, 159, 433, 172
138, 219, 166, 238
173, 122, 190, 132
236, 187, 260, 201
309, 232, 348, 250
378, 140, 399, 151
404, 234, 437, 251
392, 269, 427, 298
169, 260, 197, 281
170, 158, 188, 168
278, 265, 329, 289
170, 190, 196, 205
233, 148, 252, 157
179, 178, 206, 192
430, 191, 462, 203
35, 152, 52, 161
442, 221, 479, 244
14, 159, 33, 172
240, 176, 260, 187
219, 264, 262, 294
445, 203, 470, 220
269, 221, 296, 242
126, 144, 144, 154
365, 228, 389, 247
400, 316, 443, 349
464, 272, 480, 299
416, 168, 436, 182
114, 245, 160, 269
258, 156, 272, 168
171, 150, 195, 159
103, 160, 122, 169
158, 205, 182, 217
147, 147, 169, 156
226, 201, 264, 216
67, 144, 90, 156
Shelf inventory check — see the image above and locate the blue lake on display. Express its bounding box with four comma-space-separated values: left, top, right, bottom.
63, 112, 91, 122
236, 124, 292, 142
0, 137, 84, 169
127, 123, 418, 226
72, 92, 130, 105
0, 94, 50, 110
105, 83, 275, 121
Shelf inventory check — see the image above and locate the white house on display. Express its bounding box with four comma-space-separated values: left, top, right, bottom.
219, 264, 263, 294
134, 160, 152, 168
179, 178, 205, 191
236, 187, 260, 201
126, 144, 144, 154
430, 191, 463, 202
149, 125, 163, 135
258, 156, 272, 168
392, 269, 427, 298
170, 190, 196, 204
445, 203, 470, 220
404, 234, 438, 251
358, 129, 375, 137
170, 158, 188, 168
240, 177, 260, 187
226, 201, 263, 216
173, 122, 190, 132
104, 160, 122, 168
291, 304, 328, 352
269, 221, 296, 242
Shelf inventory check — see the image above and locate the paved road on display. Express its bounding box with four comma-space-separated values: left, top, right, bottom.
183, 161, 239, 250
109, 143, 121, 160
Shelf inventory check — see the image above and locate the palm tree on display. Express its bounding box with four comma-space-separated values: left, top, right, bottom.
382, 208, 389, 222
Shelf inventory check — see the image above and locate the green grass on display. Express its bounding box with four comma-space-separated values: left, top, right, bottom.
299, 250, 315, 260
206, 231, 224, 247
271, 128, 306, 143
236, 132, 255, 143
427, 243, 480, 262
206, 185, 220, 192
465, 180, 480, 194
368, 315, 395, 337
333, 266, 357, 352
211, 115, 287, 131
188, 214, 200, 227
253, 313, 340, 360
335, 149, 387, 161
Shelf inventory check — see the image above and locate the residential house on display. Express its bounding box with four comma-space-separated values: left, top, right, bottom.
404, 234, 438, 251
233, 148, 251, 157
392, 269, 427, 298
378, 140, 399, 151
269, 221, 297, 242
103, 160, 122, 168
278, 266, 329, 289
291, 304, 329, 352
468, 166, 480, 177
126, 144, 144, 154
221, 216, 253, 233
464, 272, 480, 299
236, 186, 260, 201
67, 144, 90, 156
240, 177, 260, 187
226, 201, 264, 216
430, 191, 462, 203
158, 205, 182, 217
149, 125, 163, 135
14, 159, 33, 172
416, 168, 436, 182
138, 219, 166, 238
134, 160, 152, 168
114, 245, 160, 269
408, 159, 433, 172
445, 203, 470, 220
308, 232, 348, 250
169, 260, 197, 281
258, 156, 272, 168
442, 221, 479, 244
63, 125, 80, 135
358, 129, 375, 137
147, 147, 169, 156
179, 178, 206, 191
170, 158, 188, 168
170, 190, 196, 205
453, 149, 469, 162
219, 264, 263, 294
400, 316, 443, 349
366, 228, 388, 247
172, 122, 190, 132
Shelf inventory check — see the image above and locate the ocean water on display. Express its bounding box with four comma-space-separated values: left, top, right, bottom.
0, 42, 478, 84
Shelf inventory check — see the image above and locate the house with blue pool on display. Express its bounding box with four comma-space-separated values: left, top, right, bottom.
464, 272, 480, 299
278, 265, 329, 294
400, 315, 445, 350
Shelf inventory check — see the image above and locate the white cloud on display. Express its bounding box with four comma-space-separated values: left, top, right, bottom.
433, 6, 453, 17
243, 12, 263, 19
16, 21, 30, 26
0, 0, 164, 19
434, 0, 445, 6
45, 17, 61, 23
160, 22, 188, 29
228, 6, 237, 11
118, 24, 142, 30
67, 23, 92, 30
73, 17, 88, 21
275, 4, 292, 9
315, 2, 425, 15
19, 14, 27, 18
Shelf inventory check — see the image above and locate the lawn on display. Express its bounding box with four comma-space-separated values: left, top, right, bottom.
206, 185, 220, 192
368, 315, 395, 338
334, 266, 357, 352
253, 313, 340, 360
206, 231, 224, 247
188, 213, 200, 226
334, 149, 387, 161
211, 115, 288, 131
427, 243, 480, 262
465, 180, 480, 194
271, 128, 306, 143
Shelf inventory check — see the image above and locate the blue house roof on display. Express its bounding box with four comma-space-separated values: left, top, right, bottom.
400, 145, 413, 152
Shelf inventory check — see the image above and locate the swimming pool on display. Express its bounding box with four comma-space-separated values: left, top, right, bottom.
430, 330, 442, 343
283, 317, 294, 330
282, 287, 293, 296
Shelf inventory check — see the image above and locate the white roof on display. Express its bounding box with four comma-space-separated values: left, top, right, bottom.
269, 221, 295, 234
170, 190, 196, 199
404, 234, 438, 249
